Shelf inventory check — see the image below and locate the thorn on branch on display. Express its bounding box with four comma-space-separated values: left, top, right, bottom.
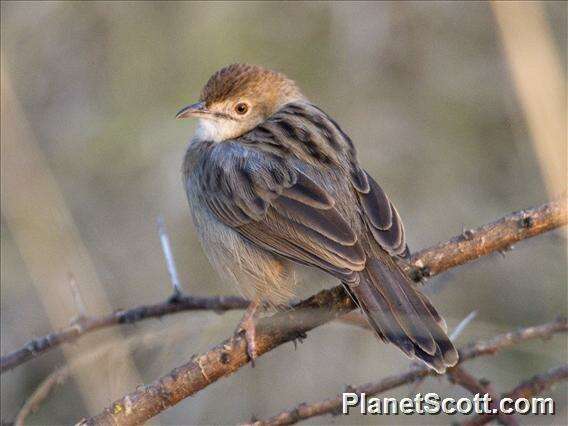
462, 228, 476, 240
219, 352, 231, 365
344, 383, 356, 393
419, 266, 431, 279
68, 273, 88, 324
117, 306, 152, 324
167, 292, 184, 304
292, 331, 308, 350
409, 265, 431, 282
330, 407, 343, 417
25, 340, 43, 355
519, 214, 534, 229
157, 215, 184, 299
450, 311, 478, 341
497, 244, 515, 258
285, 403, 308, 421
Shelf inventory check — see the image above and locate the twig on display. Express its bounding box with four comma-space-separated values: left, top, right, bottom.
406, 197, 567, 281
67, 273, 87, 319
157, 216, 183, 297
461, 364, 568, 426
0, 295, 250, 373
450, 310, 478, 341
13, 336, 156, 426
243, 318, 567, 426
14, 365, 70, 426
2, 198, 565, 375
447, 366, 516, 426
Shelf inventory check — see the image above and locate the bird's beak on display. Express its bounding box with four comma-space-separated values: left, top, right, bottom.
175, 101, 208, 119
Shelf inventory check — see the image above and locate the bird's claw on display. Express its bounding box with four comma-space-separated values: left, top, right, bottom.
235, 301, 261, 367
236, 319, 258, 367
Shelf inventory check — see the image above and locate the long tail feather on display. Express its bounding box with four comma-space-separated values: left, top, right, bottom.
347, 257, 458, 373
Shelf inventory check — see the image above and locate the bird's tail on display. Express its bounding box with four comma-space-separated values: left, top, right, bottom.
347, 257, 458, 373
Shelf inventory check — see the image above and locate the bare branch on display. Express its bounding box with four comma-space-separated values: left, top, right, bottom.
13, 340, 146, 426
447, 366, 516, 426
14, 366, 70, 426
244, 318, 567, 426
462, 364, 568, 426
406, 197, 567, 280
2, 198, 565, 375
78, 316, 567, 426
0, 295, 249, 373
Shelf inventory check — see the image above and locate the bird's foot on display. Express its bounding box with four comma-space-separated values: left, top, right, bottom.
235, 300, 261, 367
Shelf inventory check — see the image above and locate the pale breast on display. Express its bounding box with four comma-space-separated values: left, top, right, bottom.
184, 140, 298, 306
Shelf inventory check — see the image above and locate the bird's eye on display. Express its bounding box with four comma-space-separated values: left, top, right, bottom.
234, 102, 249, 115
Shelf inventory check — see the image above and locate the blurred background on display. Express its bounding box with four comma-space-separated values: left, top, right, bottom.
1, 1, 566, 425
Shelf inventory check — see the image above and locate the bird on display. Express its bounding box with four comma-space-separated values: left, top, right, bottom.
176, 63, 458, 373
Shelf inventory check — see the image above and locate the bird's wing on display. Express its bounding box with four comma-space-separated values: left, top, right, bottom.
194, 140, 366, 281
350, 167, 410, 258
276, 101, 410, 259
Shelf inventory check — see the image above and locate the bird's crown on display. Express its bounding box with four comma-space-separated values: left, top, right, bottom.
200, 63, 303, 107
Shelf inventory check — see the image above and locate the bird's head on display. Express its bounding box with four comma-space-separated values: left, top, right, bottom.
176, 64, 305, 142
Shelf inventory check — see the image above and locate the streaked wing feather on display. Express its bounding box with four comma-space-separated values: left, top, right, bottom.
272, 197, 357, 245
283, 170, 335, 208
356, 172, 408, 257
239, 220, 362, 278
200, 141, 364, 279
359, 172, 392, 230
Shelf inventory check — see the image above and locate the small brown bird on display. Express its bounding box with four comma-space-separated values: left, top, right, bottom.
177, 64, 458, 373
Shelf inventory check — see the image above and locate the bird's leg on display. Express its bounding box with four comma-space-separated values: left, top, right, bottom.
235, 299, 262, 366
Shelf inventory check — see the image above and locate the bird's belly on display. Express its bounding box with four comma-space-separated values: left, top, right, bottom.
186, 182, 297, 307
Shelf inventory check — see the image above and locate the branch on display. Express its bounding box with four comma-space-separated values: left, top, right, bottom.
14, 366, 69, 426
2, 198, 565, 375
70, 199, 568, 424
447, 366, 516, 426
462, 364, 568, 426
0, 295, 249, 373
245, 318, 567, 426
406, 197, 567, 280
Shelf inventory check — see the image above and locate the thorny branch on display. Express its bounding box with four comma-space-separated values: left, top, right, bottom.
0, 295, 249, 374
244, 318, 567, 426
2, 198, 565, 375
461, 364, 568, 426
447, 366, 517, 426
74, 198, 567, 425
14, 366, 69, 426
406, 197, 566, 281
